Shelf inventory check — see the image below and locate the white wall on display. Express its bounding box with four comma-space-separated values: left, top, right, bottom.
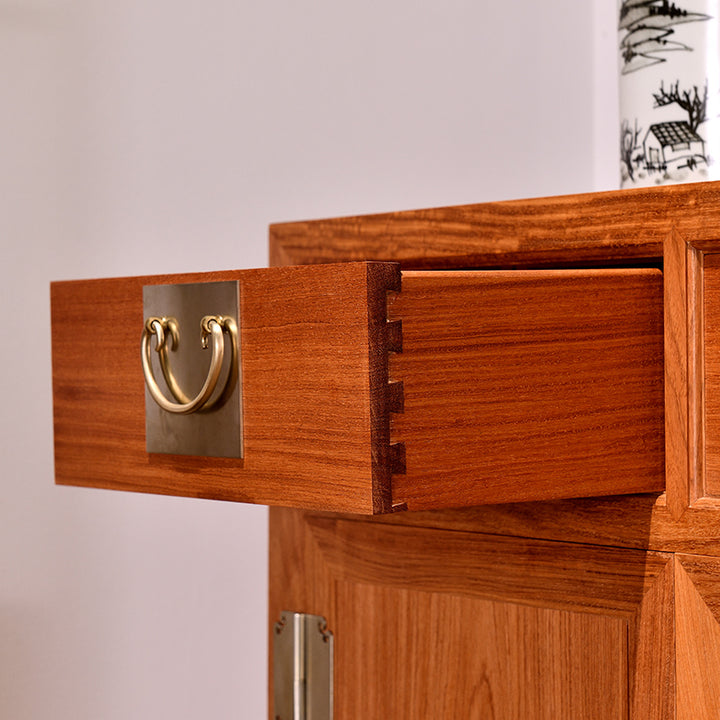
0, 1, 618, 717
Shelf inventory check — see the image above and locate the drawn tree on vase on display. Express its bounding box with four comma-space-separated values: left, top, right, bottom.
620, 0, 710, 74
653, 79, 708, 131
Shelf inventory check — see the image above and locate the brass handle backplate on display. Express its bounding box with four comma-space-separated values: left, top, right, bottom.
141, 279, 243, 458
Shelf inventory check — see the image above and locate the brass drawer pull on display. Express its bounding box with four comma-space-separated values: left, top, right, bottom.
141, 314, 237, 415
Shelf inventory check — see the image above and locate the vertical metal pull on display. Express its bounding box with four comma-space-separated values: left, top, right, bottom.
273, 612, 333, 720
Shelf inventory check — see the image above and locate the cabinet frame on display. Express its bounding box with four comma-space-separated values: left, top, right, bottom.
269, 181, 720, 719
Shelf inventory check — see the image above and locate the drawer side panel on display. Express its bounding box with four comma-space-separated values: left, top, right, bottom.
388, 269, 665, 509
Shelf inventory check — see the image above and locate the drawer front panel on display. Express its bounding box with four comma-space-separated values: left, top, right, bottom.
52, 262, 400, 514
389, 268, 665, 510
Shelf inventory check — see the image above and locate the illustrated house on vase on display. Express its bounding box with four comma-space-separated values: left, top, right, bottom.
643, 121, 706, 172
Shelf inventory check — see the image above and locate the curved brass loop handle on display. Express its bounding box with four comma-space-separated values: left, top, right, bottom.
141, 315, 237, 415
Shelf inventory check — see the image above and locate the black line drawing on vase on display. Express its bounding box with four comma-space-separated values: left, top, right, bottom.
653, 79, 708, 131
621, 118, 643, 182
621, 80, 710, 184
619, 0, 711, 74
642, 120, 706, 175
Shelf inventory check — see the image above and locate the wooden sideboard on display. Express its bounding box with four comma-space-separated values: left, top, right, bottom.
52, 180, 720, 718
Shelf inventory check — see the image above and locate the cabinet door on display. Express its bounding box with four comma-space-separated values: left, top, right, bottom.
269, 507, 674, 720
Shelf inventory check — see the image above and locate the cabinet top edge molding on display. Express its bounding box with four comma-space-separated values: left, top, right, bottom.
270, 180, 720, 269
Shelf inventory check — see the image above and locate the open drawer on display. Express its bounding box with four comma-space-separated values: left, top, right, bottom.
51, 261, 664, 514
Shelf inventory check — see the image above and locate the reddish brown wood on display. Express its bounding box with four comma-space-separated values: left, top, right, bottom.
265, 180, 720, 557
269, 507, 674, 720
664, 229, 706, 518
629, 557, 675, 720
366, 263, 404, 511
55, 181, 720, 717
702, 253, 720, 499
269, 181, 720, 269
54, 260, 666, 512
335, 583, 627, 720
665, 229, 692, 518
52, 262, 400, 514
366, 493, 720, 556
389, 268, 664, 509
676, 553, 720, 622
675, 554, 720, 720
307, 515, 669, 616
263, 182, 720, 719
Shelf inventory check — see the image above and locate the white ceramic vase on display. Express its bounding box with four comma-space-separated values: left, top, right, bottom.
619, 0, 720, 187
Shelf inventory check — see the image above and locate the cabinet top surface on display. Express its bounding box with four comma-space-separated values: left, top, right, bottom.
269, 180, 720, 269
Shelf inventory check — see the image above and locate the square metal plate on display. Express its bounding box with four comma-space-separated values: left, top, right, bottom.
142, 280, 243, 458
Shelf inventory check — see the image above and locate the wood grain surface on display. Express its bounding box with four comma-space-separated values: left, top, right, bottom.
664, 229, 708, 519
307, 515, 670, 616
54, 260, 665, 512
269, 507, 674, 720
52, 262, 400, 513
266, 180, 720, 556
335, 584, 627, 720
675, 554, 720, 720
702, 253, 720, 499
388, 268, 665, 509
262, 183, 720, 719
629, 557, 675, 720
269, 180, 720, 269
665, 229, 693, 518
367, 493, 720, 556
676, 553, 720, 622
